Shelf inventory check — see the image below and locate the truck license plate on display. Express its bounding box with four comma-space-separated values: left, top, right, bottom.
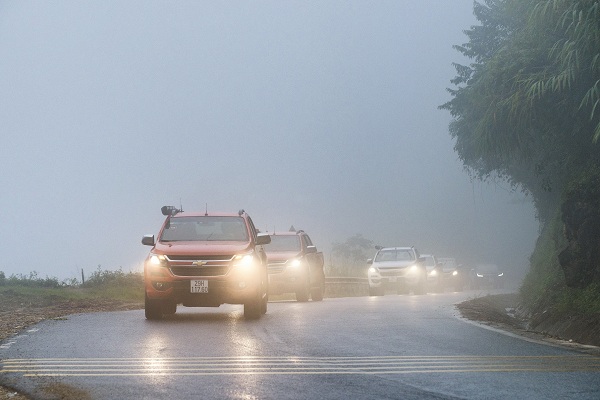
190, 280, 208, 293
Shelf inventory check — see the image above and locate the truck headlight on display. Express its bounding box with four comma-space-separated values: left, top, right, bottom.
288, 259, 302, 268
148, 254, 167, 267
368, 266, 379, 274
232, 253, 255, 269
429, 270, 438, 277
409, 265, 419, 274
452, 270, 458, 276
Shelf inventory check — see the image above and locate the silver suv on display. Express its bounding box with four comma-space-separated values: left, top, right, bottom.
367, 247, 427, 296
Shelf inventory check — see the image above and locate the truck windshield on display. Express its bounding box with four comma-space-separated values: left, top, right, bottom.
375, 249, 414, 262
160, 216, 249, 242
265, 235, 301, 251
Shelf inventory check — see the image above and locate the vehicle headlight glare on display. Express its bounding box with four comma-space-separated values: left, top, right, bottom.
233, 254, 254, 268
289, 259, 301, 268
452, 270, 458, 276
149, 254, 166, 266
498, 272, 504, 277
410, 265, 419, 273
429, 270, 438, 277
368, 267, 378, 274
476, 273, 483, 278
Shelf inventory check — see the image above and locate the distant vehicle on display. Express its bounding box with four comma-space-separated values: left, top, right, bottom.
367, 246, 427, 296
470, 264, 504, 289
141, 206, 271, 320
264, 230, 325, 302
422, 254, 443, 292
438, 257, 464, 291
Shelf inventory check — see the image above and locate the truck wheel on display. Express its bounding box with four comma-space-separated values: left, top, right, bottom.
414, 276, 427, 295
311, 282, 324, 301
295, 272, 310, 302
246, 269, 267, 319
244, 299, 261, 319
163, 301, 177, 315
261, 269, 268, 314
145, 294, 163, 320
370, 286, 384, 296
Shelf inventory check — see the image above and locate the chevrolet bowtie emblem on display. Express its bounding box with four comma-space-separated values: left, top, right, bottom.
193, 261, 207, 267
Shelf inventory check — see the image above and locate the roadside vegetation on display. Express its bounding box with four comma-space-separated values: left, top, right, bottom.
326, 234, 374, 277
442, 0, 600, 320
0, 267, 144, 305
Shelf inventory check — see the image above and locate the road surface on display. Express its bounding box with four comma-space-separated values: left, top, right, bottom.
1, 291, 599, 399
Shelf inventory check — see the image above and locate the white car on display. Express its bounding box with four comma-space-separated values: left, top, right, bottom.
438, 257, 464, 291
422, 254, 443, 292
367, 247, 427, 296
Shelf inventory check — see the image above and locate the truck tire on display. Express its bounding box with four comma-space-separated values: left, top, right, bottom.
246, 268, 268, 319
413, 275, 427, 295
311, 281, 324, 301
295, 272, 310, 302
370, 286, 384, 296
163, 301, 177, 315
145, 294, 164, 320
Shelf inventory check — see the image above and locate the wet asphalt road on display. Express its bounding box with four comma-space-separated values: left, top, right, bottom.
1, 291, 599, 399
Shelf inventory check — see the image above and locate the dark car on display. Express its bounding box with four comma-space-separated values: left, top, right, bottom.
470, 264, 504, 289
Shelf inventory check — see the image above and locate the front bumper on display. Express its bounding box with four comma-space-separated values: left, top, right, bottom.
145, 266, 262, 306
267, 266, 306, 294
368, 268, 421, 288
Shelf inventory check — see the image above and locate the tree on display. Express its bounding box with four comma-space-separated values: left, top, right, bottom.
329, 234, 374, 276
441, 0, 600, 288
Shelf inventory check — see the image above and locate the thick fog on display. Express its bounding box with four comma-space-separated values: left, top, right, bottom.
0, 1, 538, 281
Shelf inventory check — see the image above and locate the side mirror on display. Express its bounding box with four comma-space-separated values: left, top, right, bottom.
306, 245, 317, 254
142, 235, 155, 246
256, 233, 271, 245
367, 258, 373, 264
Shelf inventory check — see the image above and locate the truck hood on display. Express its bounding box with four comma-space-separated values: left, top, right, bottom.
153, 241, 253, 256
373, 260, 417, 269
265, 251, 301, 262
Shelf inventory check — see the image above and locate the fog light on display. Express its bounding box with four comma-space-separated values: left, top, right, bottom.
152, 281, 171, 291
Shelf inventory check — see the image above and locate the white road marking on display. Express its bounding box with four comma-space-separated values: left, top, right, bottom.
1, 355, 599, 377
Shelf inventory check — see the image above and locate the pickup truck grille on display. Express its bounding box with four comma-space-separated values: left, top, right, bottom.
380, 270, 403, 277
267, 261, 287, 274
166, 255, 233, 277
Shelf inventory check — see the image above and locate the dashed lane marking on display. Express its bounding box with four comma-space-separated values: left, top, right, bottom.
1, 355, 599, 377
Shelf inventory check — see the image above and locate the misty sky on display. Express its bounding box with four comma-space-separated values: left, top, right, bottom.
0, 1, 539, 281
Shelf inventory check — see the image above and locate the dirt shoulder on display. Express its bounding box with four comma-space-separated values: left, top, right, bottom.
456, 293, 600, 353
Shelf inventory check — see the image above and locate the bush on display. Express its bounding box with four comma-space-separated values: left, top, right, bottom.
2, 271, 63, 288
82, 266, 143, 289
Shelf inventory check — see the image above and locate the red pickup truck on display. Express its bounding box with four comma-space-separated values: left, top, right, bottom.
264, 230, 325, 301
141, 206, 271, 320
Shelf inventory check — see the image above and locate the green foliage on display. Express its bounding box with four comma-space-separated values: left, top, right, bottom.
0, 271, 64, 288
556, 283, 600, 314
520, 207, 566, 309
82, 266, 143, 288
328, 234, 374, 277
441, 0, 600, 222
0, 267, 144, 304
